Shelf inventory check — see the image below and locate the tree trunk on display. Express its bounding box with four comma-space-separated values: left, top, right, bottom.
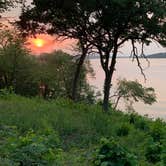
71, 50, 86, 101
113, 95, 121, 110
103, 72, 112, 111
102, 45, 118, 112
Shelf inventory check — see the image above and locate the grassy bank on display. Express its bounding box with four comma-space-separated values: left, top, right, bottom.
0, 95, 166, 165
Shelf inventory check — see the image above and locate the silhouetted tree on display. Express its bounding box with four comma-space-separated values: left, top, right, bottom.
85, 0, 166, 111
0, 0, 18, 13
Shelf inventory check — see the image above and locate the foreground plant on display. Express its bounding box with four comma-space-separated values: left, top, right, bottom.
93, 138, 137, 166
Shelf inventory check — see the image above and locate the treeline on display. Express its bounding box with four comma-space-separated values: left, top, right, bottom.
0, 30, 96, 103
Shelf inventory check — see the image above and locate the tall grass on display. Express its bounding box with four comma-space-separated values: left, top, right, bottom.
0, 95, 166, 165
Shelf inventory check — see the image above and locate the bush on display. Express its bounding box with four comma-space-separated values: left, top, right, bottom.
0, 157, 17, 166
1, 128, 63, 166
145, 142, 162, 164
149, 119, 165, 142
0, 88, 14, 99
116, 123, 130, 137
162, 153, 166, 166
93, 138, 137, 166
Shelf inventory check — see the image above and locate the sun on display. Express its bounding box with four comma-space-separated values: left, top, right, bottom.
33, 38, 45, 48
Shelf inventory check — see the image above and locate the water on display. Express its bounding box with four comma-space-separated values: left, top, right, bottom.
88, 58, 166, 120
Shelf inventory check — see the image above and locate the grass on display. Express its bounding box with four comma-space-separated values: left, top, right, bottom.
0, 94, 166, 165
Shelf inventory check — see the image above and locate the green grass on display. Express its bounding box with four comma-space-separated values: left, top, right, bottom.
0, 95, 166, 165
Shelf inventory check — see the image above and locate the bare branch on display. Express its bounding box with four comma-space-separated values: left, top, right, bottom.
131, 40, 146, 81
140, 42, 150, 68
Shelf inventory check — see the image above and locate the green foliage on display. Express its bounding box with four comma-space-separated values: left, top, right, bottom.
0, 96, 166, 165
0, 87, 14, 99
37, 51, 95, 102
162, 153, 166, 166
128, 113, 150, 131
37, 51, 76, 98
0, 127, 64, 165
116, 123, 130, 137
0, 30, 96, 103
93, 138, 137, 166
149, 119, 166, 142
145, 142, 162, 164
0, 30, 39, 96
112, 79, 157, 110
0, 157, 16, 166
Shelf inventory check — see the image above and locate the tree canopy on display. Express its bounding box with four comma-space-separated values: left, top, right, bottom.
0, 0, 21, 17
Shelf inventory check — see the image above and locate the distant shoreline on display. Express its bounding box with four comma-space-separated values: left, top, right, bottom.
87, 52, 166, 59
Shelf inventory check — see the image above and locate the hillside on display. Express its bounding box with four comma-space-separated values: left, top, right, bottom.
147, 53, 166, 58
0, 95, 166, 165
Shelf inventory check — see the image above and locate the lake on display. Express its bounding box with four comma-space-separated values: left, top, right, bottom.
88, 58, 166, 120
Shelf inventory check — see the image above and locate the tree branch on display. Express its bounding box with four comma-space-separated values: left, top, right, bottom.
131, 40, 146, 81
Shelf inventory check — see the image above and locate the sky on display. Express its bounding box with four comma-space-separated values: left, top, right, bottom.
1, 0, 166, 56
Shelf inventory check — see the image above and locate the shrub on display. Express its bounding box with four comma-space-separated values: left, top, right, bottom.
162, 152, 166, 166
0, 157, 17, 166
1, 129, 63, 165
145, 142, 162, 164
116, 123, 130, 137
149, 119, 165, 142
93, 138, 137, 166
128, 113, 137, 124
0, 88, 14, 99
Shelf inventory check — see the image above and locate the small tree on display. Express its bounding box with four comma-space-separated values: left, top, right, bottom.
111, 79, 157, 110
36, 51, 96, 102
0, 30, 39, 96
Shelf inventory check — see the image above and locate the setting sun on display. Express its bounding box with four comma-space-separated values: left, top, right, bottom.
26, 34, 77, 55
33, 38, 45, 48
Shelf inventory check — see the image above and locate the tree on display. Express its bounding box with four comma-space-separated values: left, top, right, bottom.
18, 0, 94, 101
0, 0, 21, 27
36, 50, 96, 102
85, 0, 166, 111
110, 79, 157, 110
0, 29, 40, 96
18, 0, 166, 111
0, 0, 18, 14
0, 30, 96, 100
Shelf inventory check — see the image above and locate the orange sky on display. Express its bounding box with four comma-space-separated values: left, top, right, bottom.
26, 34, 77, 55
25, 34, 166, 56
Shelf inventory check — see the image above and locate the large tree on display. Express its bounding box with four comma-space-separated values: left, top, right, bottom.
89, 0, 166, 111
18, 0, 166, 111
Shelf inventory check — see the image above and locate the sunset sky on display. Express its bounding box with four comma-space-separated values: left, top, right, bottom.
1, 0, 166, 56
26, 34, 77, 55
